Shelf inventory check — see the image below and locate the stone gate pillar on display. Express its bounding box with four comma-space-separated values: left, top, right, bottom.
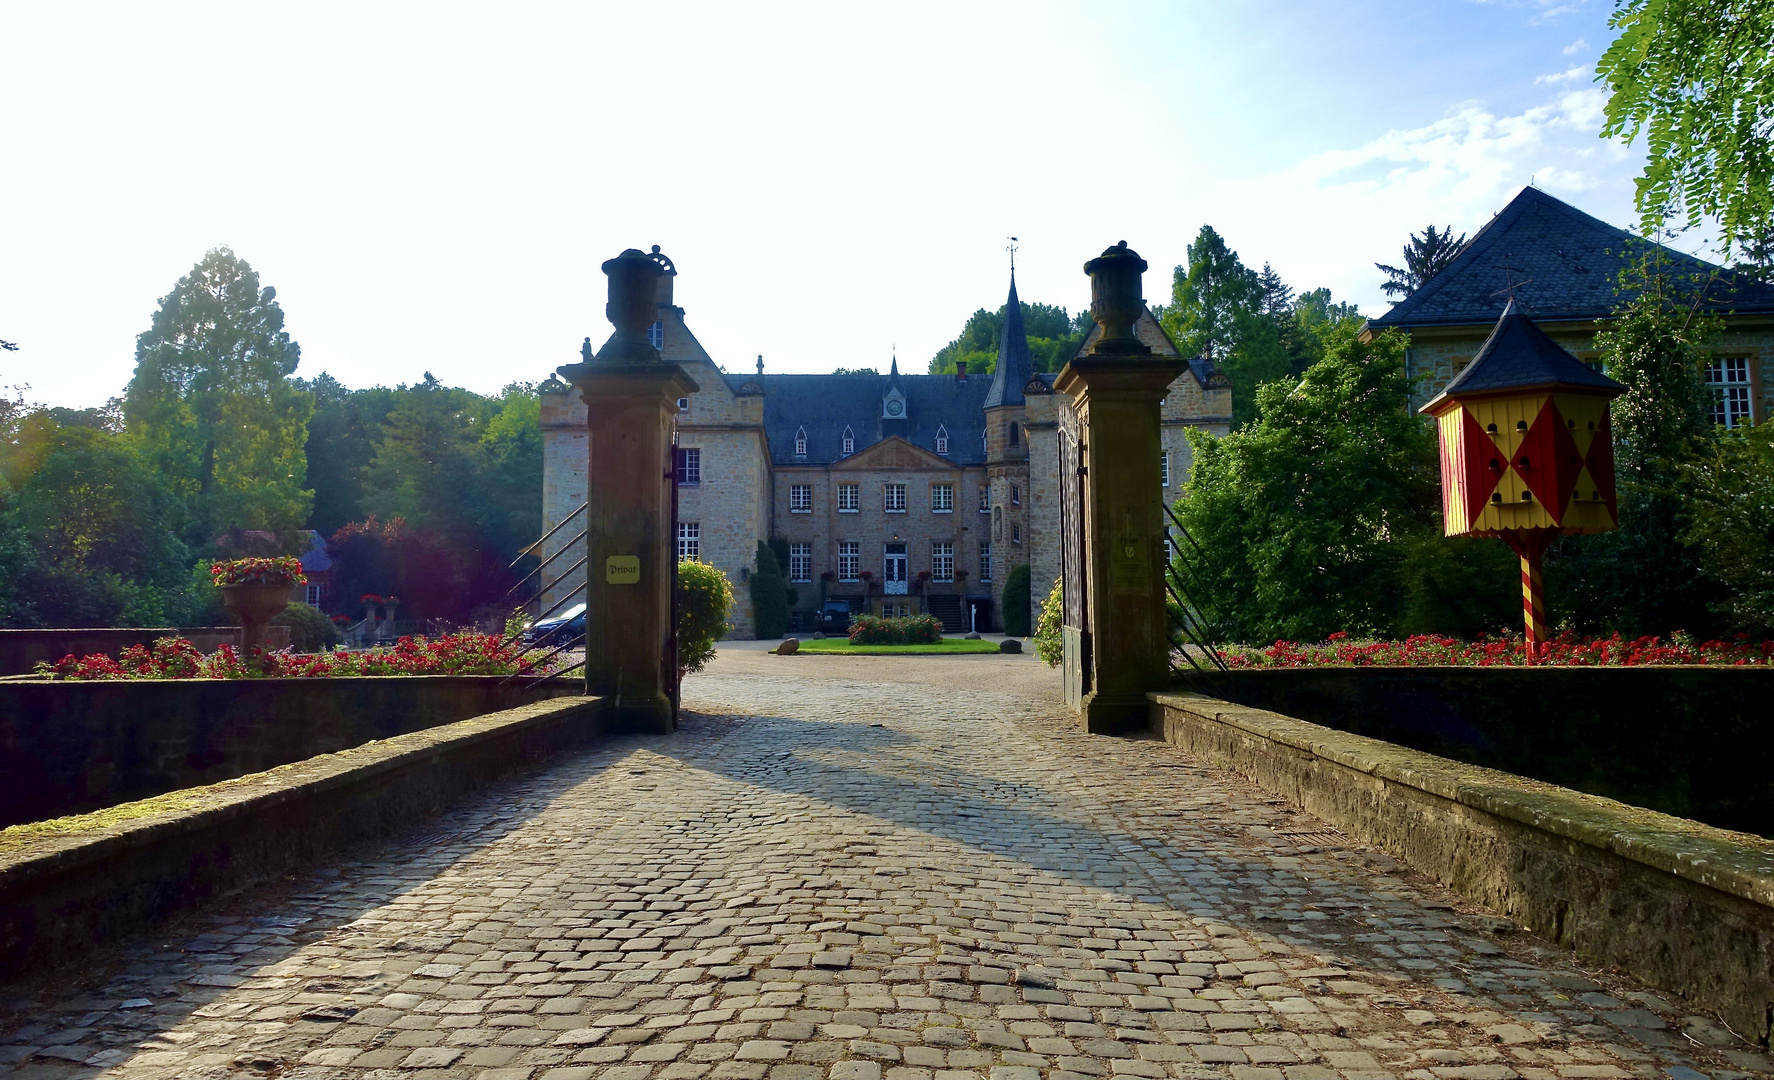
557, 247, 698, 733
1053, 242, 1184, 734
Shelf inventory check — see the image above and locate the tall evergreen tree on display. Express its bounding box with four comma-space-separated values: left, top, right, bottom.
124, 248, 313, 544
1375, 224, 1467, 299
1162, 226, 1262, 362
1257, 262, 1293, 317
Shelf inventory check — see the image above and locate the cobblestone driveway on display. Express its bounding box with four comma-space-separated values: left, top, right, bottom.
1, 646, 1767, 1080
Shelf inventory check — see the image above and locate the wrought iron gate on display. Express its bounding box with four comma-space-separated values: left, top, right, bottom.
1058, 426, 1091, 704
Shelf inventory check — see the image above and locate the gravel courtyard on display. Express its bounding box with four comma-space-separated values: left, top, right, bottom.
0, 644, 1765, 1080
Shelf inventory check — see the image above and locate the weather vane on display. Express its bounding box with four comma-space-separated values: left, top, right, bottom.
1492, 252, 1532, 302
1007, 236, 1019, 273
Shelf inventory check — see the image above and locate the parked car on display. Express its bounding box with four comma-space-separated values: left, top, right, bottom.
815, 600, 854, 635
522, 603, 586, 649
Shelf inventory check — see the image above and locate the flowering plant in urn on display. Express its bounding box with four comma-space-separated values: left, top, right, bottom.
211, 557, 304, 652
210, 556, 306, 588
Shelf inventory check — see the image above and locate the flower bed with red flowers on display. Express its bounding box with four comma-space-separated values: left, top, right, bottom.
37, 633, 551, 680
210, 556, 306, 588
1219, 631, 1774, 668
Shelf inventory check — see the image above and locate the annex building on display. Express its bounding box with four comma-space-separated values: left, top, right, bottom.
1369, 186, 1774, 426
539, 256, 1232, 637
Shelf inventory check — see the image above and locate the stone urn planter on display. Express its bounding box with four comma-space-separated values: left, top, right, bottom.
218, 583, 292, 653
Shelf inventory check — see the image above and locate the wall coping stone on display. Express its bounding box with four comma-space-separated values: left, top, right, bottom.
1149, 690, 1774, 910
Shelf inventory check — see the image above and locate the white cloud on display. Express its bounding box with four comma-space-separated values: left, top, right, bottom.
1535, 65, 1589, 85
1195, 87, 1640, 315
1563, 37, 1589, 54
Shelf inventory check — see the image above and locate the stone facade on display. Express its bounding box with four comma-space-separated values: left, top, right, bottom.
1403, 322, 1774, 424
540, 260, 1233, 638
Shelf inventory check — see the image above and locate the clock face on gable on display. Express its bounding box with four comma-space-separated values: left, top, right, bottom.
885, 399, 903, 416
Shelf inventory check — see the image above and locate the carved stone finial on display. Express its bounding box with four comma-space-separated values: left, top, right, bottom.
1083, 241, 1152, 357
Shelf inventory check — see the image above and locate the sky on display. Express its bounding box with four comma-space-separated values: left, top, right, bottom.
0, 1, 1674, 409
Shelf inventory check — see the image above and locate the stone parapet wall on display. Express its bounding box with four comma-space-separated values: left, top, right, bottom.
1150, 690, 1774, 1045
0, 695, 607, 978
0, 677, 581, 827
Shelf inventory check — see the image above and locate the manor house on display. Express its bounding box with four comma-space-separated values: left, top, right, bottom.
538, 254, 1232, 637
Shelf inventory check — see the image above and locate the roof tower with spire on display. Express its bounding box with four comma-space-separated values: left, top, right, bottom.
985, 272, 1034, 408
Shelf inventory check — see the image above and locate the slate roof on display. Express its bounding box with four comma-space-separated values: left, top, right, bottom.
722, 370, 1004, 466
1422, 300, 1624, 412
1369, 187, 1774, 331
984, 273, 1034, 408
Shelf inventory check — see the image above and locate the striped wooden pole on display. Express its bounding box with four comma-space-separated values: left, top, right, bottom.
1520, 547, 1547, 648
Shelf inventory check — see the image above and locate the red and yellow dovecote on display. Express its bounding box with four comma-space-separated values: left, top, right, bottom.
1420, 300, 1623, 645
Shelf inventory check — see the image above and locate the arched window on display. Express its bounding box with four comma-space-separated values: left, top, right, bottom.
794, 426, 808, 457
935, 425, 949, 456
1008, 422, 1020, 447
841, 427, 854, 456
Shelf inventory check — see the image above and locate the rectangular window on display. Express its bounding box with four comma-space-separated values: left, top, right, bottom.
789, 543, 812, 582
884, 483, 907, 513
1011, 485, 1020, 506
979, 543, 992, 582
1012, 523, 1022, 545
790, 484, 812, 513
932, 541, 954, 582
1706, 356, 1753, 428
1161, 450, 1170, 487
306, 584, 322, 607
676, 397, 689, 413
677, 521, 700, 561
838, 541, 860, 582
838, 483, 859, 512
936, 432, 949, 455
980, 487, 990, 512
649, 321, 664, 349
676, 447, 701, 485
931, 483, 953, 513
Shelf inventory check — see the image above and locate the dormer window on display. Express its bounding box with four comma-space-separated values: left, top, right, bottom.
794, 426, 808, 457
935, 425, 949, 456
841, 427, 855, 456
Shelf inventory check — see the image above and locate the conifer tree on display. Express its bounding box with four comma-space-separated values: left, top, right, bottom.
124, 248, 313, 544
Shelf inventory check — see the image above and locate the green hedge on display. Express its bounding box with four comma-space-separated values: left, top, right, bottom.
1001, 564, 1032, 637
848, 614, 943, 645
750, 541, 789, 639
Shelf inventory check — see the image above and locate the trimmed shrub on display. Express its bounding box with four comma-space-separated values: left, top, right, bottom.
848, 614, 943, 645
677, 559, 735, 674
1033, 577, 1063, 667
1001, 563, 1032, 637
273, 601, 344, 653
750, 541, 790, 639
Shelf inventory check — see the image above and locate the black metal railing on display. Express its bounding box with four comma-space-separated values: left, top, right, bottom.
1161, 500, 1229, 676
496, 502, 590, 689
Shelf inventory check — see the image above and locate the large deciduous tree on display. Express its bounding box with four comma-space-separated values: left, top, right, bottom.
124, 248, 313, 544
1597, 0, 1774, 256
1375, 224, 1467, 299
1174, 323, 1514, 643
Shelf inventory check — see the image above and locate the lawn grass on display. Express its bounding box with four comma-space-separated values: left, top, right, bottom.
793, 637, 1004, 655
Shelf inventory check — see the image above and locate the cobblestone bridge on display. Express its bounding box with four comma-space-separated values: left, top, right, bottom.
1, 646, 1766, 1080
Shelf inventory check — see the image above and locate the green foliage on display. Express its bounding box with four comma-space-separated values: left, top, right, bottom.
1375, 224, 1467, 299
750, 541, 790, 639
1551, 250, 1724, 635
928, 303, 1090, 375
273, 601, 344, 652
124, 248, 313, 543
1683, 423, 1774, 632
298, 373, 393, 535
1174, 325, 1495, 643
1598, 0, 1774, 256
1000, 563, 1032, 637
1157, 228, 1365, 428
1033, 576, 1063, 666
676, 558, 736, 674
848, 613, 943, 645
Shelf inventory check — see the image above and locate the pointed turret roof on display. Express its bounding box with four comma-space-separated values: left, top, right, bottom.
985, 272, 1034, 408
1421, 299, 1623, 413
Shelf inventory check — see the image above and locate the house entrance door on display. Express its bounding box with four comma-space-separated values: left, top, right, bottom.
883, 544, 908, 595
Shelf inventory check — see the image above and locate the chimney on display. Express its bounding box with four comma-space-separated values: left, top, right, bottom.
956, 361, 968, 381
